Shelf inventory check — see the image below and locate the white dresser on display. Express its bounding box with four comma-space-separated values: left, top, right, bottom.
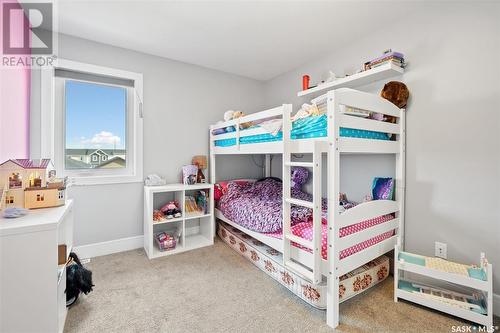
0, 200, 74, 333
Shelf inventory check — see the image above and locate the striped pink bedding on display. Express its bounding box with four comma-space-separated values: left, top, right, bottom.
265, 214, 395, 259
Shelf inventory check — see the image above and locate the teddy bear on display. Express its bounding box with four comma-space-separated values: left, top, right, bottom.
224, 110, 252, 129
379, 81, 409, 123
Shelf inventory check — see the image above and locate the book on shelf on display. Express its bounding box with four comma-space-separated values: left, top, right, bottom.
369, 56, 404, 66
368, 51, 404, 63
364, 50, 405, 70
365, 58, 405, 70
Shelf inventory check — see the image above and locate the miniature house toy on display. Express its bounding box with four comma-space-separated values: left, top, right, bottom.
0, 159, 67, 210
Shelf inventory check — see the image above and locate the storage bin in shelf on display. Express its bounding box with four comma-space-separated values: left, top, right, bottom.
394, 245, 493, 328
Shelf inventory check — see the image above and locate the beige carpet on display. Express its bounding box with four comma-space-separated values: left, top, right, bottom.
65, 239, 498, 333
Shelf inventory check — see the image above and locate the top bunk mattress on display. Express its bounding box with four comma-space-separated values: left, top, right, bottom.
214, 114, 390, 147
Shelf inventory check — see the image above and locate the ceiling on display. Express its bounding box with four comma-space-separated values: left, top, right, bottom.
55, 1, 417, 81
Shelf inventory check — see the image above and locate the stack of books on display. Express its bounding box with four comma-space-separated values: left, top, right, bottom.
364, 51, 405, 70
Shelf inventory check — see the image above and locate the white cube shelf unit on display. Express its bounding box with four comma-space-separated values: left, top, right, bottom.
144, 183, 214, 259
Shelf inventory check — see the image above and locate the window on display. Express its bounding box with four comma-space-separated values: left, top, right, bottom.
65, 81, 126, 170
41, 59, 143, 185
36, 194, 44, 201
6, 196, 14, 204
58, 191, 64, 199
9, 173, 22, 189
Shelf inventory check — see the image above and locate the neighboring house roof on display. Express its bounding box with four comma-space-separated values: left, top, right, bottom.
65, 158, 91, 169
90, 149, 107, 156
96, 156, 126, 168
0, 159, 51, 169
66, 149, 126, 155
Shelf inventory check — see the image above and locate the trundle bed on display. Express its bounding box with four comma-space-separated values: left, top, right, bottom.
209, 88, 405, 328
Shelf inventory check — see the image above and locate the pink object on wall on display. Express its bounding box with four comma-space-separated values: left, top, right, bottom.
0, 0, 31, 162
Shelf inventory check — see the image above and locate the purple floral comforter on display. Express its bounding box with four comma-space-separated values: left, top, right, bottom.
218, 178, 326, 233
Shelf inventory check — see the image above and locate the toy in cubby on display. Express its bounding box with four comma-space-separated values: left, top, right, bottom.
184, 190, 209, 215
160, 201, 182, 219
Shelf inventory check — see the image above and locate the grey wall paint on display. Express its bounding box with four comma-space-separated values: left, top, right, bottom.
30, 33, 265, 246
263, 3, 500, 292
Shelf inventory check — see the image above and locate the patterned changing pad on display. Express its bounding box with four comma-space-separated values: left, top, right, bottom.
218, 221, 390, 309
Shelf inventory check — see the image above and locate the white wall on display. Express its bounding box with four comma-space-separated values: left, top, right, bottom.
30, 33, 265, 246
263, 3, 500, 293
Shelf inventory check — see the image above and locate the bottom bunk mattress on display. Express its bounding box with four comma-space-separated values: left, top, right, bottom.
218, 221, 390, 309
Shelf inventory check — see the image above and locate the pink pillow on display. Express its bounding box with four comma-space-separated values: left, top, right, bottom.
214, 179, 254, 201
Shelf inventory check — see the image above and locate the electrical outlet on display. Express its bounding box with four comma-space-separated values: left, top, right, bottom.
435, 242, 447, 259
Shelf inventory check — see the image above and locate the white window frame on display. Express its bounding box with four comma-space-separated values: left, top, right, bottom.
41, 59, 143, 185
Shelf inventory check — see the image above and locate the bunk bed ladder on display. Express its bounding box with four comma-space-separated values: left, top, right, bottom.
283, 139, 323, 285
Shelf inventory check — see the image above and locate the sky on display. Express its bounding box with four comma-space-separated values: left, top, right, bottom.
65, 80, 127, 150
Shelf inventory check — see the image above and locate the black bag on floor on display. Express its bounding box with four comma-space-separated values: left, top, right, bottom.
66, 252, 94, 307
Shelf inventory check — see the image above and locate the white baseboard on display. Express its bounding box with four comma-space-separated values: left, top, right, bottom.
494, 293, 500, 317
73, 235, 143, 259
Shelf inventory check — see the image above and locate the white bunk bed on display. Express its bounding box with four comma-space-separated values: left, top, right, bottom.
209, 88, 405, 329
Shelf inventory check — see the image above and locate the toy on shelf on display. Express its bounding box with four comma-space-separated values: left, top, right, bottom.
184, 190, 209, 215
184, 196, 198, 214
192, 156, 207, 183
2, 207, 29, 218
0, 159, 66, 211
160, 201, 182, 219
144, 174, 166, 186
153, 209, 166, 222
302, 75, 310, 90
195, 190, 208, 214
182, 165, 198, 185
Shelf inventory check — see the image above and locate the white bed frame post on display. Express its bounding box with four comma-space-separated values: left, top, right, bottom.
394, 109, 406, 297
326, 90, 341, 328
282, 104, 293, 268
210, 128, 216, 184
312, 140, 322, 283
265, 154, 271, 177
396, 110, 406, 249
209, 126, 217, 238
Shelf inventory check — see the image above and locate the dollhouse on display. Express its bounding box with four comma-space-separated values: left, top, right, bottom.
0, 159, 66, 210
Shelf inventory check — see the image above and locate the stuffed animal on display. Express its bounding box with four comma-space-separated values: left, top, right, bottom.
232, 110, 252, 129
223, 110, 234, 122
160, 201, 182, 219
380, 81, 409, 123
291, 103, 322, 122
381, 81, 409, 109
224, 110, 252, 129
290, 167, 309, 189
